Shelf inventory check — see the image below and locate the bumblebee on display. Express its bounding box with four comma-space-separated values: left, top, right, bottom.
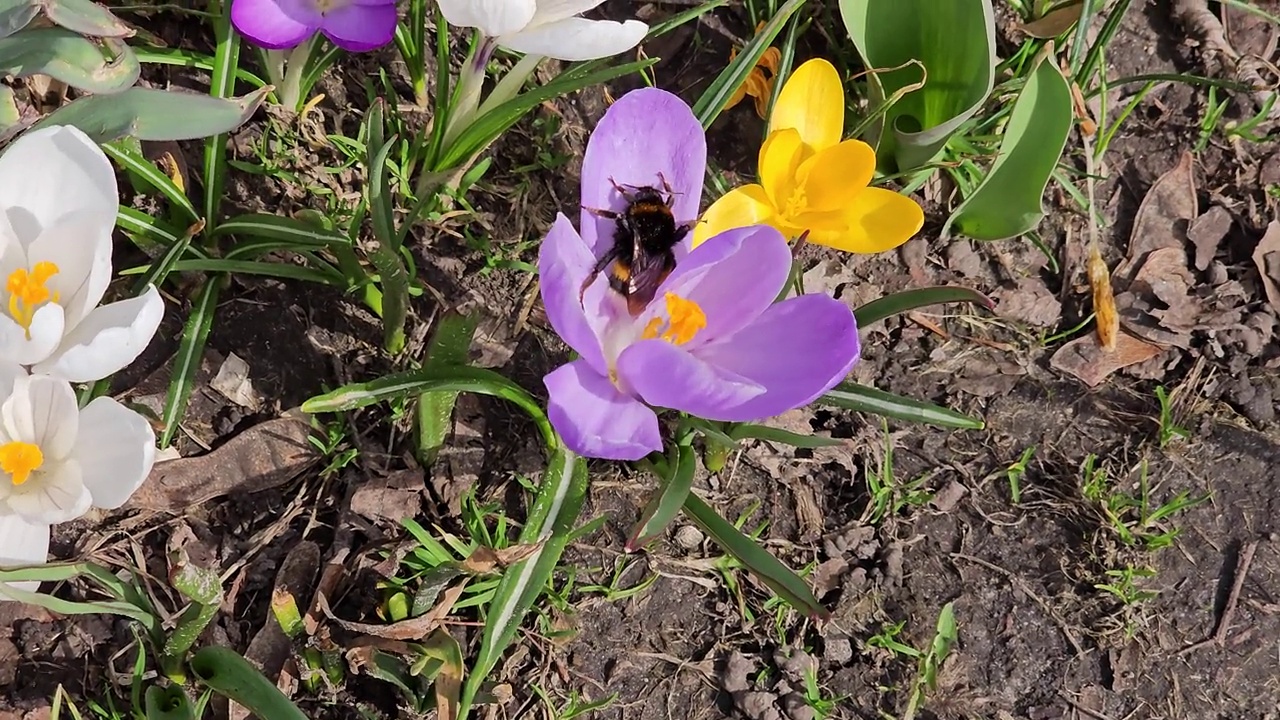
581, 175, 692, 317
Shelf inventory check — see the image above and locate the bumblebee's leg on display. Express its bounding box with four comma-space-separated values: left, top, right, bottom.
658, 172, 676, 196
608, 176, 638, 201
582, 205, 621, 219
579, 246, 621, 303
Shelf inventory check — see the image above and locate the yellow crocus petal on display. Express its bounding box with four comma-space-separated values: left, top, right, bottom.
812, 187, 925, 254
795, 139, 876, 213
757, 128, 807, 210
693, 184, 775, 247
769, 58, 844, 151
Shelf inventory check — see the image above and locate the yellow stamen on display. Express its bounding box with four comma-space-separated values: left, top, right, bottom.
0, 441, 43, 487
641, 293, 706, 346
6, 261, 60, 334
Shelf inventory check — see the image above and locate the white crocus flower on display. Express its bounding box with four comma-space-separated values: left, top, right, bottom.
0, 370, 156, 595
437, 0, 648, 62
0, 125, 164, 383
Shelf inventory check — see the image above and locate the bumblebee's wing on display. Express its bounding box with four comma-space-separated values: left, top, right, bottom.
625, 252, 675, 316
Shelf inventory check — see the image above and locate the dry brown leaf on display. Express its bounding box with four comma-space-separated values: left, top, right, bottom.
1188, 205, 1233, 272
128, 412, 317, 512
460, 542, 543, 575
994, 278, 1062, 327
350, 469, 426, 525
1116, 247, 1199, 348
1050, 331, 1163, 387
1020, 1, 1084, 38
316, 583, 466, 641
1252, 221, 1280, 312
1118, 152, 1197, 283
1088, 244, 1118, 352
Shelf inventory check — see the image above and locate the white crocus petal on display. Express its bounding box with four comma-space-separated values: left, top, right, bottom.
33, 285, 165, 384
0, 362, 25, 399
0, 304, 65, 367
28, 210, 115, 329
500, 17, 647, 61
527, 0, 607, 26
5, 458, 88, 524
3, 376, 80, 459
72, 397, 156, 510
0, 126, 117, 246
438, 0, 537, 36
0, 514, 50, 596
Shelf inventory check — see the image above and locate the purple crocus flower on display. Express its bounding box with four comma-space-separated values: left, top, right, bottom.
231, 0, 397, 52
540, 88, 860, 461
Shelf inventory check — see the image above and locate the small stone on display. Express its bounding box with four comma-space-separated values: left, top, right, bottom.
1206, 260, 1229, 285
674, 525, 704, 550
823, 636, 853, 665
781, 693, 815, 720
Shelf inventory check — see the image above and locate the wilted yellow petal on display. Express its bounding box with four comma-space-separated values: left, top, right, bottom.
759, 47, 781, 76
757, 128, 807, 211
795, 139, 876, 213
769, 58, 844, 151
811, 187, 923, 254
692, 185, 775, 247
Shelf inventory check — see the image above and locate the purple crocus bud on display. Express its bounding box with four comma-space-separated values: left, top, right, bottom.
231, 0, 398, 52
540, 89, 860, 461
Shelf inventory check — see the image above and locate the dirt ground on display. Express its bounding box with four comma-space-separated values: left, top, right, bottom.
3, 1, 1280, 719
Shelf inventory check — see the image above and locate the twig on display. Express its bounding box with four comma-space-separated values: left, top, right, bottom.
1177, 539, 1260, 656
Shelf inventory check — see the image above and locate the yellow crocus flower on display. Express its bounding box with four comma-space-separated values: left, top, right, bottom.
695, 58, 924, 253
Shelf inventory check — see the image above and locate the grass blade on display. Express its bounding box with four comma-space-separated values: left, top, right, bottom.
213, 212, 349, 246
816, 382, 984, 429
682, 492, 828, 619
626, 443, 696, 551
691, 0, 806, 128
161, 276, 220, 448
853, 286, 994, 327
364, 99, 410, 354
202, 0, 239, 231
103, 141, 198, 223
728, 423, 845, 449
457, 448, 588, 720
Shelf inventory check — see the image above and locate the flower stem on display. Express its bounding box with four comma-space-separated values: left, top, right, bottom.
278, 36, 318, 112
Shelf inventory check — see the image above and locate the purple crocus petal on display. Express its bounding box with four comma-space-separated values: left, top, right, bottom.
539, 213, 606, 374
651, 224, 792, 347
231, 0, 319, 49
320, 0, 398, 52
692, 294, 859, 421
616, 340, 766, 420
579, 88, 706, 257
545, 360, 662, 460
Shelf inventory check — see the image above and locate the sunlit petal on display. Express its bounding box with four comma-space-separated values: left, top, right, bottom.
795, 139, 876, 213
692, 185, 774, 247
757, 128, 806, 210
73, 397, 155, 510
437, 0, 536, 36
769, 58, 844, 150
501, 17, 647, 62
811, 187, 925, 254
0, 514, 49, 595
544, 360, 661, 461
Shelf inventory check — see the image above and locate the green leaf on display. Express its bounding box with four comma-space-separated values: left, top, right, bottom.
203, 1, 240, 232
841, 0, 996, 172
438, 59, 656, 170
161, 276, 220, 448
416, 312, 479, 465
189, 647, 308, 720
626, 443, 696, 551
144, 686, 195, 720
42, 0, 133, 37
131, 217, 199, 293
682, 492, 828, 619
0, 84, 18, 130
0, 1, 36, 41
32, 86, 268, 143
727, 423, 845, 449
130, 258, 342, 286
943, 46, 1073, 240
457, 449, 588, 720
421, 629, 463, 720
214, 213, 348, 246
815, 382, 984, 429
692, 0, 806, 128
364, 99, 409, 354
0, 29, 138, 93
0, 580, 158, 628
104, 140, 198, 223
853, 286, 994, 327
303, 365, 556, 449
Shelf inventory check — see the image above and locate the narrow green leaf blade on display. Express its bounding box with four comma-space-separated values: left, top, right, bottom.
303, 365, 555, 448
626, 443, 696, 551
189, 647, 308, 720
214, 213, 349, 246
682, 492, 828, 619
161, 277, 220, 448
853, 286, 994, 327
203, 0, 241, 231
104, 140, 198, 223
364, 100, 409, 354
728, 423, 845, 449
457, 449, 589, 720
944, 47, 1073, 240
32, 86, 267, 143
692, 0, 806, 128
815, 382, 984, 429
